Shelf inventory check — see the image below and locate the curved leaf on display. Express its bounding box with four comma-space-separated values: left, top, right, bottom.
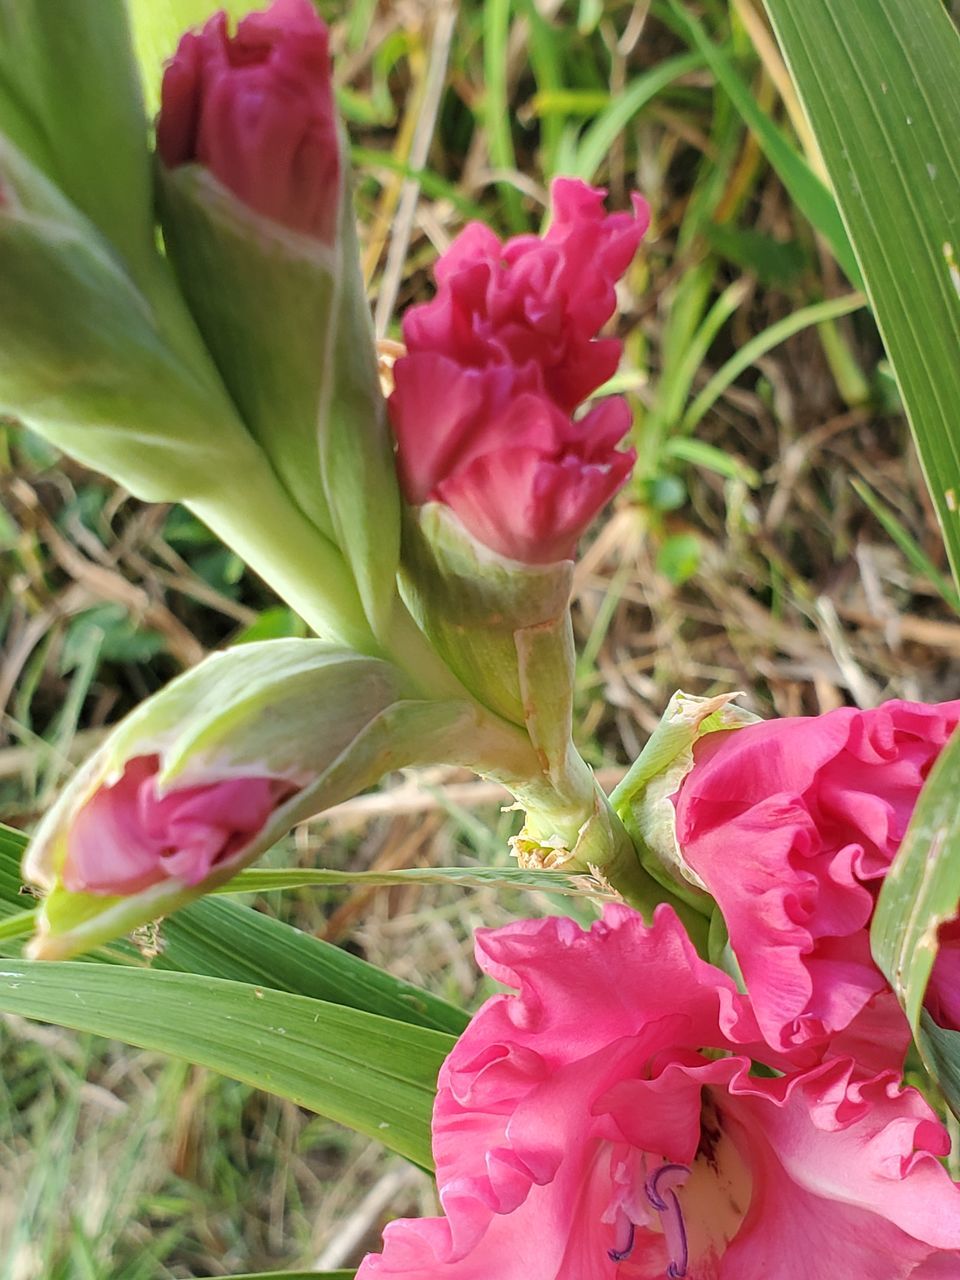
0, 963, 450, 1167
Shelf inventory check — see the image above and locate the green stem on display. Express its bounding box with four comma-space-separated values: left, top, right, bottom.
189, 480, 379, 655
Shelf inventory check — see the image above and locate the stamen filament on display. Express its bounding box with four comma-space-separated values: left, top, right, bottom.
646, 1163, 690, 1279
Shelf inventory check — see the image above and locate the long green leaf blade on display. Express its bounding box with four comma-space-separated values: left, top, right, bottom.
761, 0, 960, 588
0, 963, 449, 1167
0, 823, 468, 1035
155, 896, 469, 1036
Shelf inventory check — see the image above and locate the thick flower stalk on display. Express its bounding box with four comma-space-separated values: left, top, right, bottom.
0, 0, 380, 653
358, 907, 960, 1279
389, 181, 658, 896
155, 0, 402, 641
659, 698, 960, 1054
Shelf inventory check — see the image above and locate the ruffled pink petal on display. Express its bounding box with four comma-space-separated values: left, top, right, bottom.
720, 1062, 960, 1277
674, 701, 960, 1051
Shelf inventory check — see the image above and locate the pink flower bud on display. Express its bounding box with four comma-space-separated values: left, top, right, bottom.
389, 179, 649, 563
63, 754, 296, 895
157, 0, 340, 242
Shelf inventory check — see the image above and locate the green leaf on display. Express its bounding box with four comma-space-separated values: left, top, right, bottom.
666, 0, 861, 286
570, 51, 703, 182
872, 725, 960, 1116
681, 293, 866, 433
223, 864, 612, 900
850, 478, 960, 613
761, 0, 960, 591
4, 828, 467, 1027
155, 896, 469, 1036
0, 0, 155, 287
0, 821, 468, 1033
655, 533, 701, 586
0, 963, 449, 1167
0, 823, 31, 919
704, 224, 808, 287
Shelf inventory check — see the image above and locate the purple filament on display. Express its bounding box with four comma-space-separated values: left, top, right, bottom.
608, 1222, 636, 1263
646, 1163, 690, 1279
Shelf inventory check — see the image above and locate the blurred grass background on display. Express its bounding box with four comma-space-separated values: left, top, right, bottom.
2, 0, 960, 1274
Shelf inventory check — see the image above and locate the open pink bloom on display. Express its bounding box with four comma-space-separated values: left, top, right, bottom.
673, 699, 960, 1054
63, 754, 295, 895
358, 906, 960, 1279
157, 0, 340, 242
389, 180, 648, 562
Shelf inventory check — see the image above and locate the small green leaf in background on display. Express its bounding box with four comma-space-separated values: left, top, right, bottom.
665, 0, 861, 286
655, 533, 702, 586
872, 726, 960, 1118
762, 0, 960, 597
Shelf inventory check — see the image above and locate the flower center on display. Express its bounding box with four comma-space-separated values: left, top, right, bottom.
601, 1098, 752, 1276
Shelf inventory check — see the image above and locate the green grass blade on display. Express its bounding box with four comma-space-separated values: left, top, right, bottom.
850, 478, 960, 613
762, 0, 960, 590
681, 292, 865, 433
157, 896, 469, 1035
482, 0, 525, 230
223, 864, 610, 898
668, 0, 861, 285
570, 50, 702, 182
0, 823, 468, 1034
872, 726, 960, 1117
0, 963, 450, 1167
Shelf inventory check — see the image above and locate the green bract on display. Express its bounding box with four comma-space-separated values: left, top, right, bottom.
157, 142, 401, 638
611, 690, 761, 910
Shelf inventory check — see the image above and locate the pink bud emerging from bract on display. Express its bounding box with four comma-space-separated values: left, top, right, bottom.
357, 907, 960, 1279
157, 0, 340, 242
62, 754, 296, 895
389, 179, 648, 563
672, 698, 960, 1055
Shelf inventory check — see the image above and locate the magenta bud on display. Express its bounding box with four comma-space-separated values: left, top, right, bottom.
157, 0, 340, 243
389, 178, 648, 565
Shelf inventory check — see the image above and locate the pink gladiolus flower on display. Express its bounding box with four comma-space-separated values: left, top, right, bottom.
673, 699, 960, 1053
357, 907, 960, 1279
389, 180, 648, 563
62, 754, 295, 895
157, 0, 340, 242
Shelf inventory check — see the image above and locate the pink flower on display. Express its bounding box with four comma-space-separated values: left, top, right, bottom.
62, 754, 295, 895
672, 699, 960, 1054
389, 180, 648, 563
157, 0, 340, 242
358, 907, 960, 1279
